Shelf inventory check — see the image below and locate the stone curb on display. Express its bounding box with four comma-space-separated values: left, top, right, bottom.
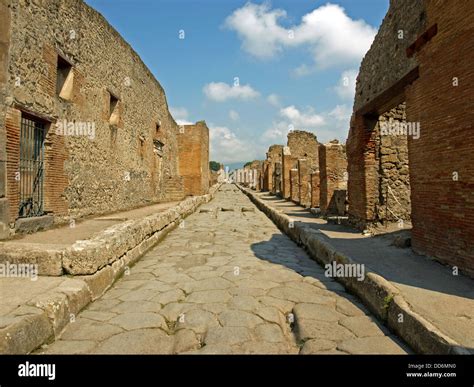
0, 184, 222, 354
238, 185, 469, 355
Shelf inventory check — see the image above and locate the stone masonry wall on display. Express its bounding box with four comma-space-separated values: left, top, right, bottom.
376, 103, 411, 223
287, 130, 319, 172
353, 0, 426, 112
1, 0, 183, 230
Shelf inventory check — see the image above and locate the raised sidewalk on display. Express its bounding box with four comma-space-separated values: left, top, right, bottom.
0, 184, 220, 353
239, 186, 474, 355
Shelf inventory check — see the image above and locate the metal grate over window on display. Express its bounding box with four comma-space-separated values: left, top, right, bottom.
19, 115, 46, 218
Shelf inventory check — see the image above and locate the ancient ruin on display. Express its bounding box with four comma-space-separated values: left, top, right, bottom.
0, 0, 204, 239
177, 121, 210, 196
347, 0, 473, 276
0, 0, 472, 363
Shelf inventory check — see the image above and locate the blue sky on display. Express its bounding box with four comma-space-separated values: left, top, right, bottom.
86, 0, 389, 168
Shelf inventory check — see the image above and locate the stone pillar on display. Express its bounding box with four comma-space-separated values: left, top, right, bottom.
298, 159, 311, 208
290, 168, 299, 203
319, 141, 348, 216
272, 162, 282, 195
267, 162, 274, 192
282, 147, 297, 200
310, 171, 320, 208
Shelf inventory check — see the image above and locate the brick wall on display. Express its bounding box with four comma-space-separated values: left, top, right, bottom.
177, 121, 210, 196
347, 0, 474, 276
282, 147, 297, 200
290, 169, 299, 203
298, 159, 311, 208
310, 171, 320, 208
406, 0, 474, 276
0, 0, 11, 237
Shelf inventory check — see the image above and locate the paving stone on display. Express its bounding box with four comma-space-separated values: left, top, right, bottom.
254, 324, 287, 343
176, 309, 219, 334
300, 339, 337, 354
296, 319, 354, 342
258, 296, 295, 314
118, 289, 158, 302
159, 302, 196, 322
234, 278, 280, 290
235, 341, 297, 354
109, 301, 161, 314
204, 326, 253, 346
93, 329, 174, 354
192, 344, 234, 354
60, 320, 123, 341
337, 336, 408, 354
186, 290, 231, 304
108, 313, 167, 331
40, 186, 408, 355
173, 329, 201, 353
255, 306, 287, 329
228, 296, 261, 311
218, 310, 264, 329
42, 340, 97, 354
79, 310, 116, 322
293, 303, 343, 322
335, 298, 368, 317
339, 316, 387, 337
181, 278, 232, 293
268, 287, 336, 305
150, 289, 185, 305
86, 299, 121, 311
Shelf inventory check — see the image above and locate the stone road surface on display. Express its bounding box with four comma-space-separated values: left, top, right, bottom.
39, 184, 409, 354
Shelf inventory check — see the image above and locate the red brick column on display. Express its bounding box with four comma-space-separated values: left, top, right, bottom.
298, 159, 311, 207
319, 141, 348, 216
290, 168, 299, 203
310, 171, 320, 208
282, 147, 297, 200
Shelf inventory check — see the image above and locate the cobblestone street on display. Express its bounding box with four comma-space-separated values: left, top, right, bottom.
39, 185, 408, 354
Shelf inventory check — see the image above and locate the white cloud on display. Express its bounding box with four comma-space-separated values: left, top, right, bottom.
279, 105, 325, 128
224, 3, 288, 60
203, 82, 260, 102
328, 104, 352, 122
209, 125, 256, 163
225, 3, 376, 69
229, 109, 240, 121
292, 64, 313, 78
261, 103, 352, 149
334, 69, 358, 100
267, 93, 281, 107
169, 106, 193, 125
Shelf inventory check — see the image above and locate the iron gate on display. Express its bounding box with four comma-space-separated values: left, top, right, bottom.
19, 115, 46, 218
